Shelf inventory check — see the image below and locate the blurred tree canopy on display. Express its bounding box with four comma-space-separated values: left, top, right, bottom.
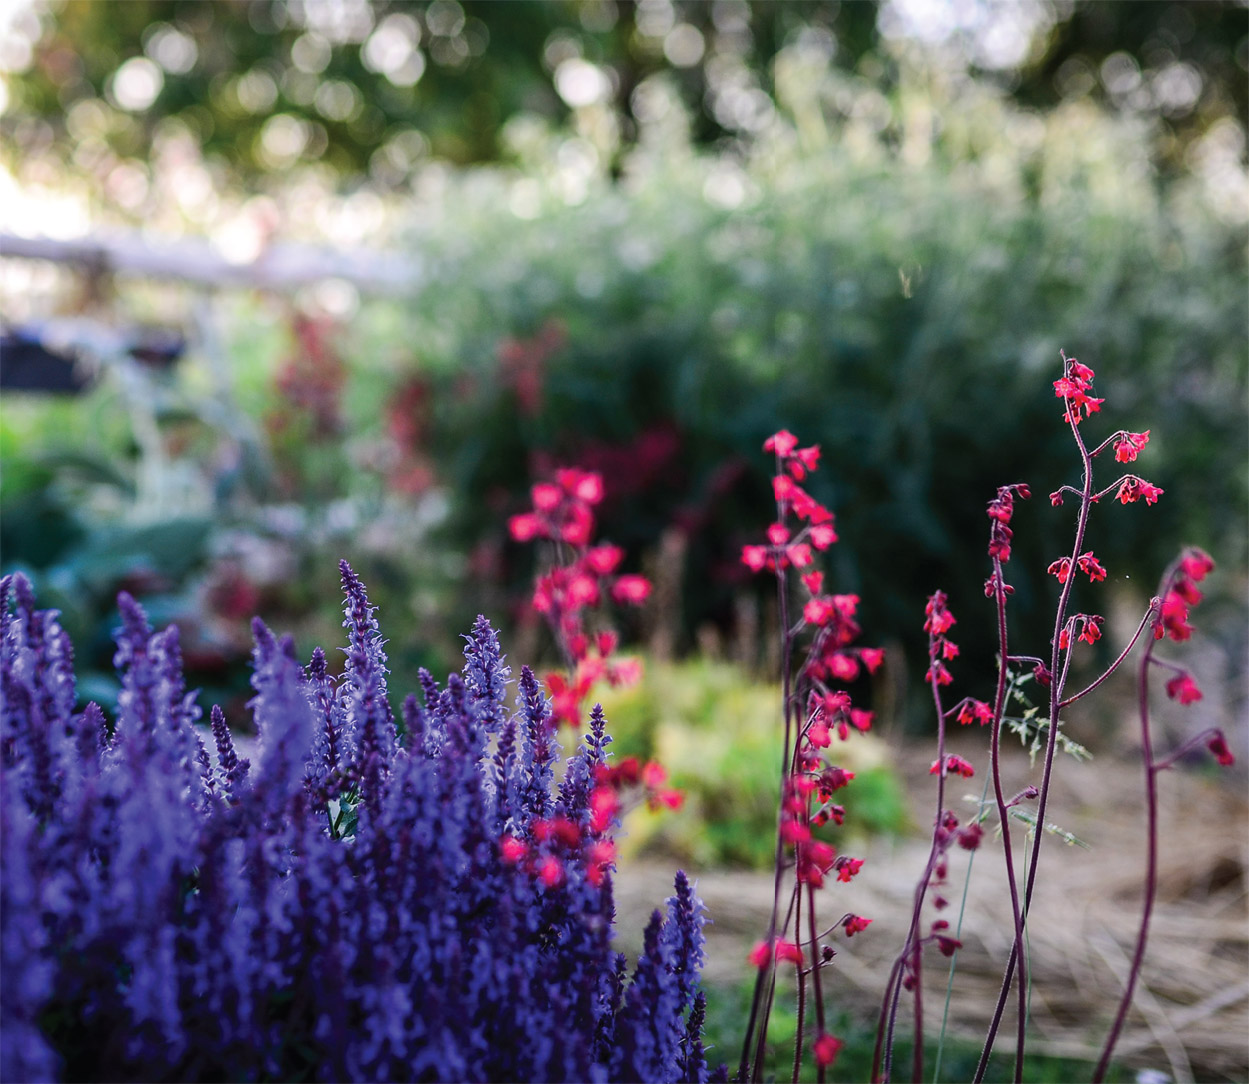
2, 0, 1244, 197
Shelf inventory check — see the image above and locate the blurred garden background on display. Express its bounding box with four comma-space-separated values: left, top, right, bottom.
1, 1, 1247, 1078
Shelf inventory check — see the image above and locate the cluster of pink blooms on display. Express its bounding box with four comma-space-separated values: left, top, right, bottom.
739, 429, 890, 1074
923, 591, 958, 688
1052, 359, 1104, 426
500, 815, 616, 888
1156, 548, 1222, 733
1047, 550, 1107, 585
595, 755, 684, 813
498, 754, 684, 893
509, 467, 652, 728
509, 467, 683, 827
1045, 359, 1231, 764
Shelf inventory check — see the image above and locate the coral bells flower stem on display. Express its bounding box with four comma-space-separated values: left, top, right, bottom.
985, 535, 1030, 1084
746, 553, 798, 1083
875, 591, 960, 1084
739, 430, 870, 1084
1057, 605, 1157, 710
1094, 552, 1227, 1082
807, 882, 829, 1083
976, 356, 1104, 1084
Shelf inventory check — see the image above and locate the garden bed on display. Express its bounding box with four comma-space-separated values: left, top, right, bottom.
614, 737, 1248, 1082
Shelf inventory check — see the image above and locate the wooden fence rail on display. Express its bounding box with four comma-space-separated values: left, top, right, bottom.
0, 230, 422, 296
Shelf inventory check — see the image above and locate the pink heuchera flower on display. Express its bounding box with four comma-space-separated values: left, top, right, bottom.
641, 760, 667, 790
935, 934, 963, 957
587, 840, 615, 886
1116, 476, 1164, 505
500, 836, 528, 863
821, 766, 855, 793
1165, 673, 1202, 705
930, 754, 974, 778
560, 503, 594, 545
843, 914, 872, 936
531, 482, 563, 512
1078, 616, 1103, 645
835, 856, 864, 882
608, 657, 642, 686
766, 522, 790, 545
1114, 430, 1150, 463
957, 822, 984, 850
741, 545, 769, 572
567, 573, 600, 608
589, 787, 618, 834
508, 513, 543, 542
774, 940, 804, 964
1158, 591, 1192, 641
781, 819, 811, 844
748, 941, 771, 968
611, 575, 651, 605
956, 699, 993, 726
772, 474, 801, 504
789, 445, 821, 478
651, 789, 684, 810
556, 468, 604, 504
1077, 551, 1107, 582
786, 543, 814, 568
763, 430, 799, 456
1207, 733, 1235, 767
584, 545, 624, 575
859, 647, 885, 673
1180, 549, 1214, 582
813, 1034, 843, 1069
803, 596, 834, 626
1047, 557, 1071, 584
827, 653, 859, 681
809, 523, 838, 549
923, 594, 955, 635
849, 708, 873, 732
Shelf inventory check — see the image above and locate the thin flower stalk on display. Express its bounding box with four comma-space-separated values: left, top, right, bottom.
976, 355, 1174, 1082
739, 431, 877, 1083
1093, 550, 1230, 1082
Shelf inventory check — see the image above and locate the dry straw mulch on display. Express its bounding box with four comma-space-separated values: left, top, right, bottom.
616, 738, 1249, 1082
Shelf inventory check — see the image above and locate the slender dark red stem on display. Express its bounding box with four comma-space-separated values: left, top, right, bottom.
1058, 607, 1155, 709
874, 621, 949, 1082
911, 944, 925, 1083
808, 882, 828, 1084
986, 555, 1029, 1084
742, 495, 796, 1083
976, 364, 1093, 1083
1092, 616, 1160, 1082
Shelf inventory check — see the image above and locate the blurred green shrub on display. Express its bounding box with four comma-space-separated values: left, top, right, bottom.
395, 85, 1246, 709
592, 656, 910, 869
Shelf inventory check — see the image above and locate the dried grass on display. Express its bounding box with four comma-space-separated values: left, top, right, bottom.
616, 740, 1249, 1082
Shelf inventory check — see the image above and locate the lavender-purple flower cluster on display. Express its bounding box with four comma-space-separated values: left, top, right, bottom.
1, 561, 716, 1083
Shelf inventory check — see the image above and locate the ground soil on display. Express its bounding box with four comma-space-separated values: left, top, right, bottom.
613, 732, 1249, 1083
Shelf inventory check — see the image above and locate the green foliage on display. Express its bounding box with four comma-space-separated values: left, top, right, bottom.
397, 98, 1246, 714
593, 657, 910, 868
5, 1, 1241, 193
699, 979, 1135, 1083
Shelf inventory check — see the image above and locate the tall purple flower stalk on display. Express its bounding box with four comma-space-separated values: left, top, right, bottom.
0, 565, 717, 1083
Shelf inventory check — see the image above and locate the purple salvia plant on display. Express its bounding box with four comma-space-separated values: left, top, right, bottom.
0, 563, 716, 1083
338, 558, 397, 802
